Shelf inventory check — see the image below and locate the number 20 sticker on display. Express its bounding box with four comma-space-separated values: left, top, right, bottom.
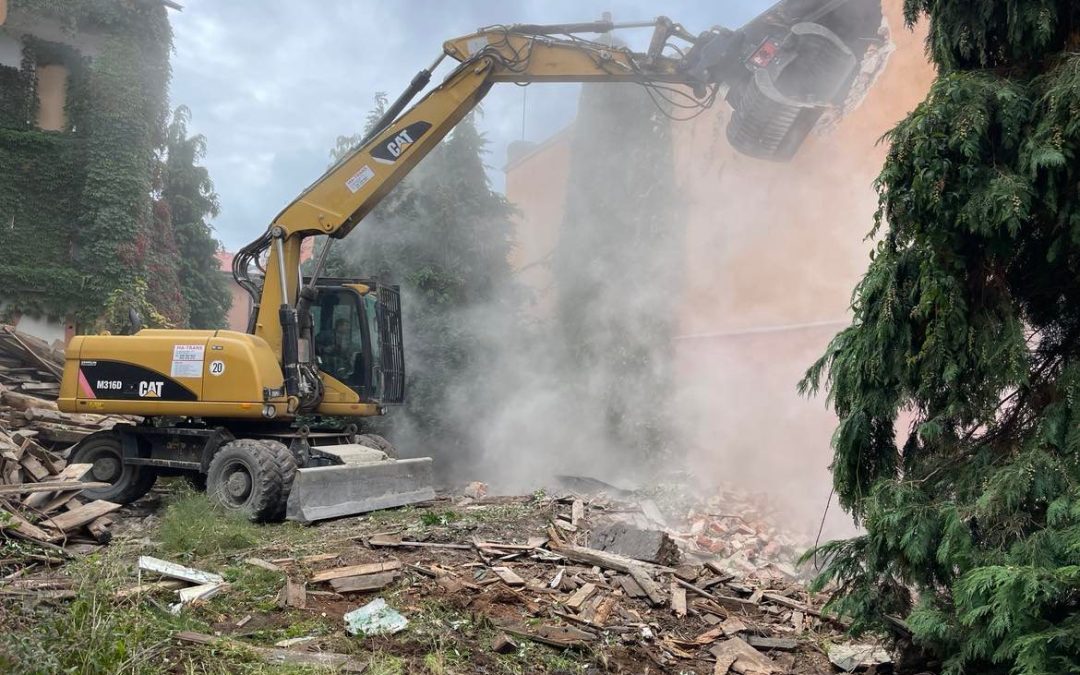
209, 360, 225, 376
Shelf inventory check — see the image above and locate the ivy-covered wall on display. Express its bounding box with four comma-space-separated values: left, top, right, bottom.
0, 0, 176, 326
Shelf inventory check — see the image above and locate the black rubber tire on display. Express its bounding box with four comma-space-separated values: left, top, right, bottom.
357, 433, 398, 459
71, 432, 157, 504
207, 439, 295, 523
264, 440, 297, 521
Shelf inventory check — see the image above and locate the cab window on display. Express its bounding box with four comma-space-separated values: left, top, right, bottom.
312, 289, 364, 386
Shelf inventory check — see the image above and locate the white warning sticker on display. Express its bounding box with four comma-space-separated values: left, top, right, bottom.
171, 361, 202, 378
172, 344, 204, 378
346, 165, 375, 193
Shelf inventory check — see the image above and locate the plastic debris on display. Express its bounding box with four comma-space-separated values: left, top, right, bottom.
344, 597, 408, 636
828, 643, 892, 672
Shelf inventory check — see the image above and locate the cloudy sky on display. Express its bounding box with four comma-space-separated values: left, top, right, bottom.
169, 1, 776, 251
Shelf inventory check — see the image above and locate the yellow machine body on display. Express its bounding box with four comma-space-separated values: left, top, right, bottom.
57, 329, 381, 420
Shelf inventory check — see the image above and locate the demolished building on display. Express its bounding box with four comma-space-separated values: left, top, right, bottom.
505, 0, 936, 536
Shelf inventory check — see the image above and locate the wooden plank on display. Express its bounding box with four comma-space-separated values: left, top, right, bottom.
549, 542, 675, 575
114, 579, 186, 599
20, 464, 93, 509
85, 516, 112, 544
269, 552, 340, 565
571, 499, 584, 527
564, 582, 597, 611
490, 566, 525, 587
244, 558, 283, 573
0, 507, 53, 541
721, 617, 747, 636
138, 556, 224, 585
0, 389, 57, 413
45, 500, 121, 533
174, 632, 366, 672
671, 581, 688, 617
617, 574, 646, 598
0, 480, 107, 496
177, 582, 225, 605
368, 533, 471, 550
18, 455, 49, 481
310, 560, 401, 583
329, 571, 398, 593
31, 423, 89, 445
675, 577, 758, 611
628, 565, 665, 607
23, 408, 110, 427
38, 489, 84, 515
746, 636, 797, 651
278, 577, 306, 609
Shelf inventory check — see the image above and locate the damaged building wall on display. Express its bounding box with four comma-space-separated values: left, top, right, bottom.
671, 0, 934, 534
504, 0, 935, 534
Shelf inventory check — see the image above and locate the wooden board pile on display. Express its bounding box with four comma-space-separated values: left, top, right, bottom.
0, 458, 121, 550
0, 388, 131, 448
0, 325, 130, 449
0, 330, 128, 552
0, 325, 64, 399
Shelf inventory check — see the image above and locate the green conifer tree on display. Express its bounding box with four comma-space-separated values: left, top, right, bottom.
801, 2, 1080, 673
160, 105, 230, 329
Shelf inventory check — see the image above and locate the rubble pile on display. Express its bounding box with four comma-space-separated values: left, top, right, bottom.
164, 488, 888, 674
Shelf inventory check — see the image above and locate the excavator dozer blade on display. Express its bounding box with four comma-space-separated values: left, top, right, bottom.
285, 444, 436, 523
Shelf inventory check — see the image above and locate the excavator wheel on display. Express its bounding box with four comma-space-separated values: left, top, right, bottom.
72, 431, 157, 504
356, 433, 398, 459
207, 439, 296, 523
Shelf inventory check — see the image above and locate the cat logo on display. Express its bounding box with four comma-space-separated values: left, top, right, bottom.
138, 381, 164, 398
371, 121, 432, 164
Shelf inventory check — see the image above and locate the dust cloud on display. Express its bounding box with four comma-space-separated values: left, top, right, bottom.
374, 0, 934, 543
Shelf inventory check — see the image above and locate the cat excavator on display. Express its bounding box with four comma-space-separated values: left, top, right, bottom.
57, 0, 885, 522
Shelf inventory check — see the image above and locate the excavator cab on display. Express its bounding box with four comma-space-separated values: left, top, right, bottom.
309, 280, 405, 405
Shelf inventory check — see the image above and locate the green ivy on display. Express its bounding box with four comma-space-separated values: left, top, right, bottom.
0, 1, 175, 325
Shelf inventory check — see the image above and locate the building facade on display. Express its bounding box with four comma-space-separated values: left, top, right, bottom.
504, 0, 935, 533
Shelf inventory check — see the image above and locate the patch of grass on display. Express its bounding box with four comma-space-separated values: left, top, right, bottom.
420, 510, 460, 527
495, 641, 588, 674
158, 492, 263, 558
212, 565, 284, 614
157, 491, 315, 560
366, 652, 406, 675
423, 648, 467, 674
458, 502, 534, 526
0, 553, 210, 674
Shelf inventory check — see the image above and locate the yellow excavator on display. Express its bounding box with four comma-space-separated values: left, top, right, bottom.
57, 1, 884, 522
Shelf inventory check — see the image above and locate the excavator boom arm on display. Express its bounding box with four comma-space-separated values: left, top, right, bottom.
246, 21, 727, 377
238, 4, 871, 406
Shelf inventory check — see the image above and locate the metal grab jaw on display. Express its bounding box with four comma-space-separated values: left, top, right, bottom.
285, 444, 436, 523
